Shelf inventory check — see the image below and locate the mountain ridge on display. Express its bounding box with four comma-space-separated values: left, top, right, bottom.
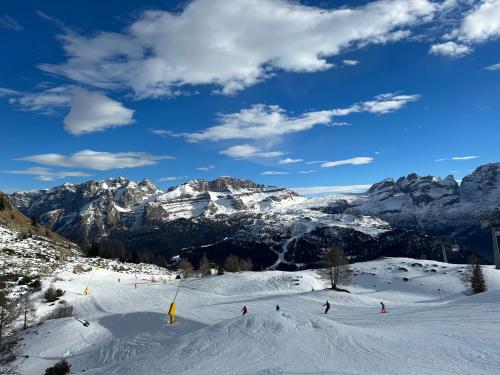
6, 164, 500, 268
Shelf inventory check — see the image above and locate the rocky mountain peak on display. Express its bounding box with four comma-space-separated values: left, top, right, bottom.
460, 162, 500, 204
182, 177, 269, 193
368, 172, 459, 200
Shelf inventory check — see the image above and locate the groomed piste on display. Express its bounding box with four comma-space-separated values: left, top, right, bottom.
20, 258, 500, 375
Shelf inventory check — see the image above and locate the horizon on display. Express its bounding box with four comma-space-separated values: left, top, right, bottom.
2, 164, 476, 197
1, 0, 499, 194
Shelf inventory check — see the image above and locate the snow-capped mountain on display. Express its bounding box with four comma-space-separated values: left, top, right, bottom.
8, 164, 500, 268
322, 163, 500, 256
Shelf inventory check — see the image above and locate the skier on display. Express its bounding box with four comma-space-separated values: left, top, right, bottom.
323, 300, 330, 314
276, 305, 280, 311
134, 283, 137, 289
118, 278, 120, 283
380, 302, 386, 313
241, 305, 248, 316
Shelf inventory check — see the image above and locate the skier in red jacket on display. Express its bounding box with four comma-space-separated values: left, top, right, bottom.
241, 305, 248, 315
380, 302, 386, 313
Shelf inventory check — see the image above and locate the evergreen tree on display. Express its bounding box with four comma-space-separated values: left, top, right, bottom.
30, 216, 37, 227
462, 256, 487, 294
44, 359, 71, 375
0, 194, 6, 211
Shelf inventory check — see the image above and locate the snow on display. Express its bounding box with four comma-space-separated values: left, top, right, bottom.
16, 257, 500, 375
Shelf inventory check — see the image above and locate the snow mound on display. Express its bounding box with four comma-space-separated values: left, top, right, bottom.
89, 306, 500, 375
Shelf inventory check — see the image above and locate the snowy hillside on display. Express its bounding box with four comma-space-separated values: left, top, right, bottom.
16, 257, 500, 375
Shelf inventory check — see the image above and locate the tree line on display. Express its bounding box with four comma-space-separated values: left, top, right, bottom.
176, 253, 254, 277
81, 240, 170, 268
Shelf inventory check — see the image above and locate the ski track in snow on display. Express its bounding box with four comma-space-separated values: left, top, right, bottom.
17, 258, 500, 375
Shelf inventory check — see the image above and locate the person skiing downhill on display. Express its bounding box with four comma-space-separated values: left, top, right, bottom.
323, 301, 330, 314
276, 305, 280, 311
241, 305, 248, 316
380, 302, 386, 313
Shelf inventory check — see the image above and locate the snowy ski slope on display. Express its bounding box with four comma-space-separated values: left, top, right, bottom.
18, 258, 500, 375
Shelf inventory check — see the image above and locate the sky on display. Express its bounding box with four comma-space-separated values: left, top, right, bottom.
1, 0, 499, 195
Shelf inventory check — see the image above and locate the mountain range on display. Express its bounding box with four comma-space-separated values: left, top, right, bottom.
7, 163, 500, 269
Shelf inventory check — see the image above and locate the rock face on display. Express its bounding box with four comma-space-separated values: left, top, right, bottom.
8, 164, 500, 268
322, 163, 500, 258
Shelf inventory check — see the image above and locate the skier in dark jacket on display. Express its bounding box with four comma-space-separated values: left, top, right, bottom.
276, 305, 280, 311
323, 301, 330, 314
380, 302, 386, 313
241, 305, 248, 315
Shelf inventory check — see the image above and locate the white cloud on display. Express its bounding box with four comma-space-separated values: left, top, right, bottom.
455, 0, 500, 43
435, 155, 479, 161
159, 176, 187, 182
359, 93, 420, 114
220, 144, 284, 159
485, 62, 500, 71
197, 165, 215, 171
321, 157, 373, 168
0, 85, 72, 113
429, 41, 471, 57
185, 105, 338, 142
278, 158, 303, 165
39, 0, 437, 98
291, 184, 372, 195
431, 1, 500, 57
4, 167, 90, 181
150, 129, 180, 137
0, 15, 23, 32
261, 171, 289, 175
180, 93, 419, 143
298, 170, 316, 174
63, 88, 135, 135
305, 160, 327, 165
452, 155, 479, 160
18, 150, 172, 170
343, 59, 359, 66
0, 87, 21, 97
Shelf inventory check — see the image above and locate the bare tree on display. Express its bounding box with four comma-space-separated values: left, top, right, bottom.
461, 256, 487, 294
198, 253, 211, 277
177, 258, 194, 278
0, 282, 21, 373
20, 292, 36, 330
318, 245, 351, 290
239, 258, 253, 271
0, 283, 20, 346
224, 254, 240, 272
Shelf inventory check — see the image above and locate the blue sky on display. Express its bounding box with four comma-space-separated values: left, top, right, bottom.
1, 0, 499, 194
